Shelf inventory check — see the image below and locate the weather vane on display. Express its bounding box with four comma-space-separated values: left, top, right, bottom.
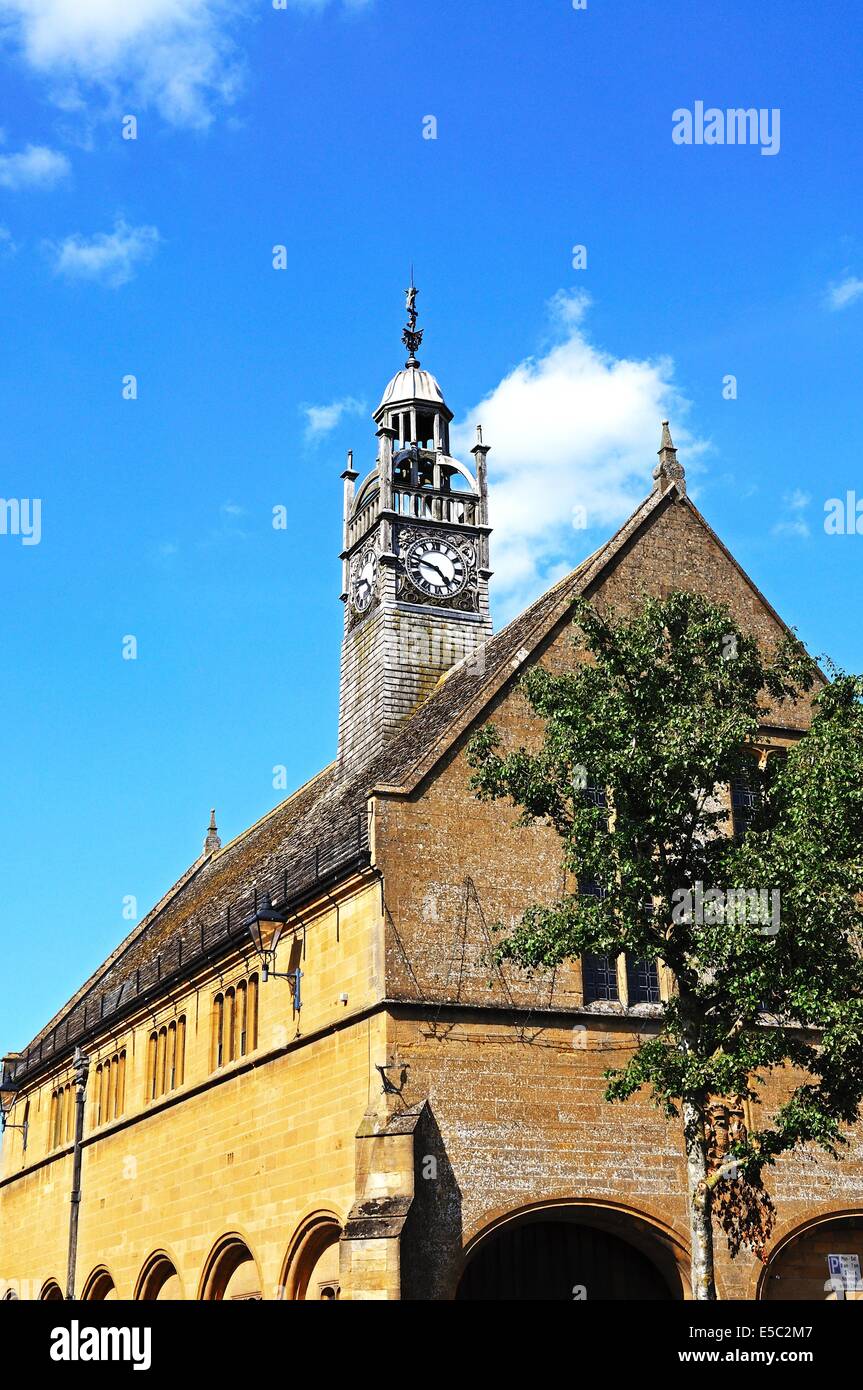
402, 269, 423, 365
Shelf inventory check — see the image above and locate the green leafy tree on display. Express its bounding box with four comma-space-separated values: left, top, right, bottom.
467, 591, 863, 1300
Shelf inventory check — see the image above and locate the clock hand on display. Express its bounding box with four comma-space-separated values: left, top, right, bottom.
422, 560, 448, 582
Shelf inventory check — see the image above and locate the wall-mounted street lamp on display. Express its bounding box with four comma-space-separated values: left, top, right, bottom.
0, 1055, 28, 1151
246, 890, 302, 1013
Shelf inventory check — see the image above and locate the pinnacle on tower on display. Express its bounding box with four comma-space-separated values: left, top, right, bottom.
204, 808, 221, 854
653, 419, 686, 496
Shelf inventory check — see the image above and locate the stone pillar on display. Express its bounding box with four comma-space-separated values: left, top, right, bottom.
340, 1099, 464, 1301
471, 428, 492, 574
340, 451, 359, 601
340, 1105, 424, 1300
376, 426, 397, 556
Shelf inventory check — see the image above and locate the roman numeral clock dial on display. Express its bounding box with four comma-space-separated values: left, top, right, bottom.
405, 538, 466, 599
351, 547, 378, 613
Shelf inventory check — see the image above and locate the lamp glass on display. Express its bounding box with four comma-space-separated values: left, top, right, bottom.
256, 917, 284, 957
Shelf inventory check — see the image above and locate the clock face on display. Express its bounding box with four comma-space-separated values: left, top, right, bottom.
352, 549, 377, 613
405, 538, 467, 599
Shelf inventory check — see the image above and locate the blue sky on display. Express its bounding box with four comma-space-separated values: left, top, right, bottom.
1, 0, 861, 1055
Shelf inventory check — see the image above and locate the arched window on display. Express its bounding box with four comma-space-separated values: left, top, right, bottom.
93, 1066, 103, 1126
94, 1049, 126, 1123
248, 975, 259, 1052
97, 1064, 105, 1126
64, 1084, 74, 1145
116, 1051, 126, 1116
156, 1027, 167, 1098
167, 1022, 177, 1092
212, 979, 256, 1071
52, 1088, 62, 1149
54, 1087, 65, 1149
175, 1019, 185, 1088
225, 988, 236, 1064
236, 980, 247, 1058
212, 994, 224, 1070
147, 1031, 158, 1101
106, 1057, 117, 1123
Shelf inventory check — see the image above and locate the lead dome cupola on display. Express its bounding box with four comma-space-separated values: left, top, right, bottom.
372, 284, 454, 452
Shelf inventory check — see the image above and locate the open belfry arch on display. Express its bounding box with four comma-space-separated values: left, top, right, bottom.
2, 289, 862, 1300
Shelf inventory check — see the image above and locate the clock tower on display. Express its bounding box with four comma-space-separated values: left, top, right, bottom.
338, 286, 493, 768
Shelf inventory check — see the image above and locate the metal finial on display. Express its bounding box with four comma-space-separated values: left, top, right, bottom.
402, 275, 423, 367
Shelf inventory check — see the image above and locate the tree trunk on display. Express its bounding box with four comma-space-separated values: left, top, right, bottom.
683, 1098, 717, 1300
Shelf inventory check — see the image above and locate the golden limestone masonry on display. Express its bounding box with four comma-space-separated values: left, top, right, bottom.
2, 292, 861, 1302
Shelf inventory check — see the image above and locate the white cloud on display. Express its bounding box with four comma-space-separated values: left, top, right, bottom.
0, 226, 16, 255
450, 290, 704, 620
45, 217, 160, 287
547, 285, 592, 328
304, 395, 366, 440
826, 274, 863, 312
0, 143, 70, 189
771, 490, 811, 539
772, 519, 810, 539
786, 488, 811, 512
0, 0, 249, 129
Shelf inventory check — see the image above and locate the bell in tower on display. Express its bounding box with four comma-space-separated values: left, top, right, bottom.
337, 283, 493, 768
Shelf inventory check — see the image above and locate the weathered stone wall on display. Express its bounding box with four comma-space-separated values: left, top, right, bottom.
371, 493, 857, 1298
0, 879, 388, 1301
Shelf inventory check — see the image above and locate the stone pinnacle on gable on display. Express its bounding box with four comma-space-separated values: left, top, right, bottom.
204, 808, 221, 854
653, 419, 686, 496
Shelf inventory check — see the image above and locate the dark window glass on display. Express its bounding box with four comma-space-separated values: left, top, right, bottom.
582, 783, 608, 810
583, 953, 619, 1002
731, 772, 757, 839
626, 956, 661, 1004
578, 876, 604, 899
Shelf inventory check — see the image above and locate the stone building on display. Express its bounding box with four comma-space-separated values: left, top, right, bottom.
1, 297, 862, 1301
